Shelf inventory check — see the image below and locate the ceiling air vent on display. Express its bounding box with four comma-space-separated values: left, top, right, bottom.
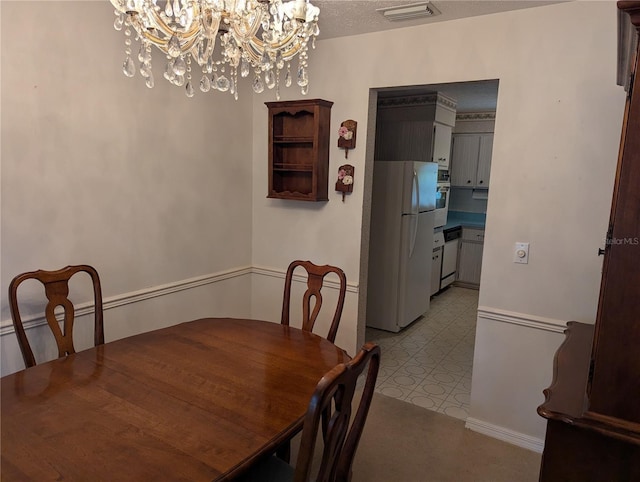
377, 2, 441, 22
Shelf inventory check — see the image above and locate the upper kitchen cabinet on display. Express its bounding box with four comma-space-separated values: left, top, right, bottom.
450, 133, 494, 188
265, 99, 333, 202
432, 122, 453, 169
374, 93, 456, 166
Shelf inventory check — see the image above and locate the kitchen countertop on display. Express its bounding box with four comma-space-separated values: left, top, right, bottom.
444, 211, 486, 231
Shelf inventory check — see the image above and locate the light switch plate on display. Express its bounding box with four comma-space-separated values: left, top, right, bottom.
514, 242, 529, 264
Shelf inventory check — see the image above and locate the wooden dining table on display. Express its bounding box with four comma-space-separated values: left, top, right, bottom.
0, 318, 349, 480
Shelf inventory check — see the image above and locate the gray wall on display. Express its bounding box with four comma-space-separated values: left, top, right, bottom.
1, 1, 254, 373
249, 1, 625, 448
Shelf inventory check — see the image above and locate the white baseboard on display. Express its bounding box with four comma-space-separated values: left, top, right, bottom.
465, 417, 545, 453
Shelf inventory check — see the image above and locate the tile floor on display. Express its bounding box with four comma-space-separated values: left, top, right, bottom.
365, 286, 479, 421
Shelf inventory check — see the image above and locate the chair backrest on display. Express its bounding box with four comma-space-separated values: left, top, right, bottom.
295, 342, 381, 482
281, 260, 347, 343
8, 265, 104, 368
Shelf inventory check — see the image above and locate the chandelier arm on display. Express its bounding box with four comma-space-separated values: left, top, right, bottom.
241, 37, 303, 65
252, 30, 302, 55
229, 11, 263, 43
129, 8, 207, 52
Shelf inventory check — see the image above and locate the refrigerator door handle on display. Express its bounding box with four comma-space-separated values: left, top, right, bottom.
412, 169, 420, 216
409, 213, 418, 258
408, 169, 420, 258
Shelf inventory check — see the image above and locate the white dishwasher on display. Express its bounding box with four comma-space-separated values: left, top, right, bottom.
431, 231, 444, 296
441, 226, 462, 290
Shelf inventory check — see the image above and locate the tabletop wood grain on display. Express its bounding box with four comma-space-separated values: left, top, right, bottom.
0, 318, 349, 481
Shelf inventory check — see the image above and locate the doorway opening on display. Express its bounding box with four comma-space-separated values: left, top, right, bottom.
359, 79, 499, 421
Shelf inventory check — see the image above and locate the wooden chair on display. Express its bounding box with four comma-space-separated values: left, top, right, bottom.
237, 342, 381, 482
281, 260, 347, 343
278, 260, 348, 463
8, 265, 104, 368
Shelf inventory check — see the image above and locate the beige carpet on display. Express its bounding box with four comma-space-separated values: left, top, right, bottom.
292, 392, 541, 482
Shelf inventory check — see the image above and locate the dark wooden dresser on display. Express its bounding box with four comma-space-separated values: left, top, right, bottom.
537, 2, 640, 481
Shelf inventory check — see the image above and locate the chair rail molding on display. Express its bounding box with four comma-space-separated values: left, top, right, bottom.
1, 265, 359, 337
0, 266, 252, 336
252, 265, 359, 293
476, 306, 572, 333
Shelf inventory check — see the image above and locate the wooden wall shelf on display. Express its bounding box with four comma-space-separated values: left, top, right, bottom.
266, 99, 333, 202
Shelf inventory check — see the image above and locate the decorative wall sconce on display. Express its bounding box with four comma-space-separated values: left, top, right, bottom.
336, 164, 354, 202
338, 120, 357, 158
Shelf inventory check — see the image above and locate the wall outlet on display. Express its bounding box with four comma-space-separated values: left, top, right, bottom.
514, 242, 529, 264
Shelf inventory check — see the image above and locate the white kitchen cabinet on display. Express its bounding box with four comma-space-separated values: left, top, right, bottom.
450, 133, 494, 188
456, 227, 484, 288
476, 134, 493, 187
432, 122, 453, 169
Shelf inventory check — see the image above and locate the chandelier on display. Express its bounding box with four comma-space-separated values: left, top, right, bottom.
109, 0, 320, 99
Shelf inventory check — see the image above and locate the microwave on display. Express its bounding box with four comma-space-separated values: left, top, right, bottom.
435, 182, 450, 228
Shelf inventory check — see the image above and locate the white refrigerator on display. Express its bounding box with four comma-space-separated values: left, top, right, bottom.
367, 161, 437, 332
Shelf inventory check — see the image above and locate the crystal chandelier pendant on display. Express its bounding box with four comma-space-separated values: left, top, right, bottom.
123, 56, 136, 77
275, 50, 284, 70
217, 75, 230, 92
167, 35, 182, 58
265, 70, 276, 90
252, 73, 265, 94
173, 56, 187, 76
200, 74, 211, 92
285, 64, 292, 87
261, 50, 272, 71
139, 62, 150, 78
164, 60, 175, 81
113, 13, 124, 31
297, 65, 308, 87
110, 0, 321, 98
137, 44, 146, 63
211, 71, 219, 91
122, 23, 135, 78
185, 81, 195, 97
240, 58, 250, 78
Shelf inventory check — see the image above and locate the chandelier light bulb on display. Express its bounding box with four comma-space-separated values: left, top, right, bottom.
110, 0, 321, 99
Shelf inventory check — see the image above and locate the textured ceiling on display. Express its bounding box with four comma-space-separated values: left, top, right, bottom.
312, 1, 565, 112
313, 1, 567, 40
